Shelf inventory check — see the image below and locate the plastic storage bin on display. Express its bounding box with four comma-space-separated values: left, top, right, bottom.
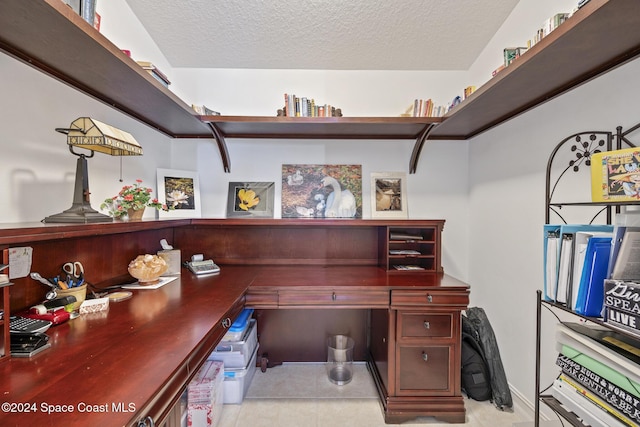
223, 347, 258, 404
208, 319, 258, 369
187, 360, 224, 427
222, 308, 254, 341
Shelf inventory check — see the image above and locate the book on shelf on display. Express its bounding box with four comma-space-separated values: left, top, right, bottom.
135, 61, 171, 87
282, 93, 342, 117
191, 105, 220, 116
503, 47, 528, 67
408, 98, 447, 117
590, 147, 640, 202
556, 324, 640, 410
553, 375, 634, 427
555, 353, 640, 425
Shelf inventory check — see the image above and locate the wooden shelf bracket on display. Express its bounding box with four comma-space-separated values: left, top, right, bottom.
206, 122, 231, 173
410, 123, 437, 174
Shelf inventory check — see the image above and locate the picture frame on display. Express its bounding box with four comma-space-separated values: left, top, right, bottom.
226, 182, 275, 218
156, 168, 201, 218
371, 172, 408, 219
281, 164, 362, 218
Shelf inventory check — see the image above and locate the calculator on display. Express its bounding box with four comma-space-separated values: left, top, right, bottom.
10, 316, 52, 334
186, 259, 220, 275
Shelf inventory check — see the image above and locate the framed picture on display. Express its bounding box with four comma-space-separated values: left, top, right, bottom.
371, 172, 408, 218
282, 164, 362, 218
156, 169, 201, 218
227, 182, 275, 218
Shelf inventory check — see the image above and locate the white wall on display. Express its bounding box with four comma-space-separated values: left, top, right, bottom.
467, 56, 640, 416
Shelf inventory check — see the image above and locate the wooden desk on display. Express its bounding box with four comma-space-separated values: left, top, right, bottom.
0, 269, 250, 426
0, 219, 469, 425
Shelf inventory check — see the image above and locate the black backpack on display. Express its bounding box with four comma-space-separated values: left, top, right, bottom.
461, 329, 492, 401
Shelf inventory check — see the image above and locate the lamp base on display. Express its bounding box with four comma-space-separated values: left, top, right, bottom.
43, 205, 112, 223
42, 152, 113, 224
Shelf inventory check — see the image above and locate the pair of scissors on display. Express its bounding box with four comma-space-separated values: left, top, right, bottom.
62, 261, 84, 287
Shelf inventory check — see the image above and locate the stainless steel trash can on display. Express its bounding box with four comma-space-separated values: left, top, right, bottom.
326, 335, 354, 385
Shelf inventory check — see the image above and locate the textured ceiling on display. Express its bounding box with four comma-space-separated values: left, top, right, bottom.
124, 0, 520, 71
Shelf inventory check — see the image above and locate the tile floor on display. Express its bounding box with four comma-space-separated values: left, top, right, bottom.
217, 363, 533, 427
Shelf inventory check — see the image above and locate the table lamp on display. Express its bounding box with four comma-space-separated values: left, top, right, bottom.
43, 117, 143, 223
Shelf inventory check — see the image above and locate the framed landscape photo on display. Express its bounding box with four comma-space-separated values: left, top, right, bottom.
371, 172, 408, 219
156, 169, 201, 218
227, 182, 275, 218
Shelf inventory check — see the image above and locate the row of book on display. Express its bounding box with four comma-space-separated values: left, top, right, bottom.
493, 11, 572, 77
405, 86, 476, 118
408, 99, 448, 118
281, 94, 342, 117
552, 322, 639, 426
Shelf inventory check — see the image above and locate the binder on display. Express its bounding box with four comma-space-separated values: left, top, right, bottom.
570, 231, 613, 309
551, 224, 612, 304
574, 236, 612, 317
543, 225, 560, 301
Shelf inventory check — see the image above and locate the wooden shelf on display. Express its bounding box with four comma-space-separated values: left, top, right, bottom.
201, 116, 440, 173
429, 0, 640, 140
2, 0, 640, 173
0, 0, 211, 139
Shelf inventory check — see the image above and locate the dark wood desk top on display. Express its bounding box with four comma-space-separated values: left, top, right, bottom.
0, 264, 468, 426
0, 266, 251, 427
249, 266, 468, 289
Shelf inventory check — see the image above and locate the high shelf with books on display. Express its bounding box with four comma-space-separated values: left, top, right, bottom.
2, 0, 640, 173
536, 121, 640, 427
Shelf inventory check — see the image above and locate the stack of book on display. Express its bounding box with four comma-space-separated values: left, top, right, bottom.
135, 61, 171, 88
281, 94, 342, 117
553, 323, 640, 427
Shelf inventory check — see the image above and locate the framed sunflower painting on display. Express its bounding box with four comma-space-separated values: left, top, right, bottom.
227, 182, 275, 218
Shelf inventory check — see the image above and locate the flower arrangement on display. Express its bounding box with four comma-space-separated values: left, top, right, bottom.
100, 179, 169, 218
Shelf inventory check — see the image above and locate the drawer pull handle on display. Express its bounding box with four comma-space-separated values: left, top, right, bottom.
332, 292, 337, 301
222, 317, 232, 328
424, 321, 430, 329
427, 294, 433, 303
422, 352, 428, 362
137, 416, 155, 427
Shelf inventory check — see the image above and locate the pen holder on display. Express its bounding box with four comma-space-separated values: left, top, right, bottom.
55, 284, 87, 311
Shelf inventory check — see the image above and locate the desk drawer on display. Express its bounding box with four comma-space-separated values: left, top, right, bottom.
399, 313, 452, 339
391, 290, 468, 309
278, 290, 389, 307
